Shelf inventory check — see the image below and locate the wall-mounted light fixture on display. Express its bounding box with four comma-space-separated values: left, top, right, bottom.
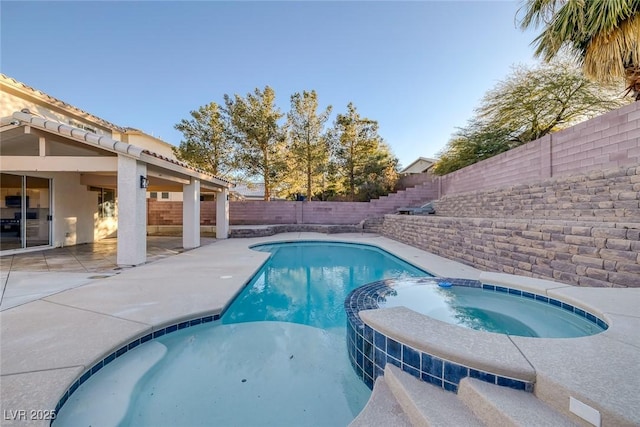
140, 175, 149, 189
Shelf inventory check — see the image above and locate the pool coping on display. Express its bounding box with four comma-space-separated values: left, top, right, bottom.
1, 232, 638, 426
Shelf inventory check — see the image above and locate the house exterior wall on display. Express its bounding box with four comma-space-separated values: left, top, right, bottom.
1, 75, 231, 255
122, 132, 177, 159
51, 172, 112, 247
1, 76, 181, 158
0, 84, 114, 137
400, 159, 433, 174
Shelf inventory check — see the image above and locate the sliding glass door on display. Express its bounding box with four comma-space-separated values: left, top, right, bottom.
25, 176, 51, 248
0, 173, 23, 251
0, 173, 51, 251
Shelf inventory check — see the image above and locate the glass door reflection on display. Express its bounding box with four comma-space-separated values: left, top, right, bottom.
0, 173, 23, 251
0, 174, 51, 251
25, 176, 51, 248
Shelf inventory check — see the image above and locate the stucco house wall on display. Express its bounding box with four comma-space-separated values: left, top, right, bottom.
0, 78, 117, 138
1, 74, 232, 261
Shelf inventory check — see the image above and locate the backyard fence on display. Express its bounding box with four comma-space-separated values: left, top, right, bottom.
147, 102, 640, 227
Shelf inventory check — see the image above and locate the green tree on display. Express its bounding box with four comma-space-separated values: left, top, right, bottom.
432, 59, 628, 175
286, 90, 332, 200
432, 122, 512, 175
332, 103, 398, 201
518, 0, 640, 100
173, 102, 233, 177
357, 141, 399, 201
480, 60, 628, 144
224, 86, 286, 201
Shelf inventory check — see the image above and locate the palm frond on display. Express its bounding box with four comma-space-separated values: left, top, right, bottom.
584, 13, 640, 80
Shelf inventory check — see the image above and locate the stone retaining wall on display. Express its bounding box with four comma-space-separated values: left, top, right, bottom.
382, 165, 640, 288
435, 165, 640, 222
383, 216, 640, 287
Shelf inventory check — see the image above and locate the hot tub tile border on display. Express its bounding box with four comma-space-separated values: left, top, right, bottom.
346, 314, 533, 394
345, 276, 609, 395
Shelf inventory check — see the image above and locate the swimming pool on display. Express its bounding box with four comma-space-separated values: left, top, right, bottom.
53, 241, 429, 426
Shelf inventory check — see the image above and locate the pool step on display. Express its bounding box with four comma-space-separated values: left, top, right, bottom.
352, 365, 581, 427
458, 377, 580, 427
384, 364, 484, 427
349, 376, 412, 427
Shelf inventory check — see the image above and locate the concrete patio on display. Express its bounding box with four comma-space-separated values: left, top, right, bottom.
1, 233, 638, 426
0, 236, 216, 311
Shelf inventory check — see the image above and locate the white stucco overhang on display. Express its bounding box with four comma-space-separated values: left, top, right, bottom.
1, 110, 233, 192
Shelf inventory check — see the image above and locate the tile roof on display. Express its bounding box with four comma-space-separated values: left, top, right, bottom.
141, 150, 234, 185
1, 74, 126, 133
8, 110, 232, 187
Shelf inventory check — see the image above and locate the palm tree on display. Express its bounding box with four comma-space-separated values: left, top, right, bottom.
518, 0, 640, 100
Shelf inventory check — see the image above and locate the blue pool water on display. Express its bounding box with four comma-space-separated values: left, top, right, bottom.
377, 278, 606, 337
54, 242, 428, 427
224, 242, 428, 328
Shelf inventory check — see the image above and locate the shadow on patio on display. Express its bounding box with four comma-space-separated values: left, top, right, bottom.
0, 236, 217, 274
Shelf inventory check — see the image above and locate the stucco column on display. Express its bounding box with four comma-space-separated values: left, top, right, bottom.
116, 155, 147, 266
216, 187, 229, 239
183, 178, 200, 249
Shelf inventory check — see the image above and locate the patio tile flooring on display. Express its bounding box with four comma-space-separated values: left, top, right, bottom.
0, 236, 216, 274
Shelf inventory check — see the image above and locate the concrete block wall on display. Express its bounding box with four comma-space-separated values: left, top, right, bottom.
395, 172, 432, 191
147, 199, 216, 226
382, 164, 640, 288
147, 181, 439, 226
438, 102, 640, 196
229, 181, 438, 225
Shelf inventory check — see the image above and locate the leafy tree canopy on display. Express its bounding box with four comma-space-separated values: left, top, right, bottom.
432, 59, 630, 175
174, 90, 400, 201
331, 103, 399, 201
224, 86, 286, 201
284, 90, 332, 199
172, 102, 233, 178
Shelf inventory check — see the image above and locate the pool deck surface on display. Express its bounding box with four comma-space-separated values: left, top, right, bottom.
1, 233, 639, 426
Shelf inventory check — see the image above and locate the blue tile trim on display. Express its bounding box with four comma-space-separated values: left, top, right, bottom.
549, 298, 562, 308
536, 294, 549, 303
481, 285, 606, 330
52, 312, 222, 425
346, 313, 534, 395
344, 276, 609, 397
345, 278, 608, 341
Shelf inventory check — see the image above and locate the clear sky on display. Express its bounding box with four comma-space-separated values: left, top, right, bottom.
1, 1, 538, 169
